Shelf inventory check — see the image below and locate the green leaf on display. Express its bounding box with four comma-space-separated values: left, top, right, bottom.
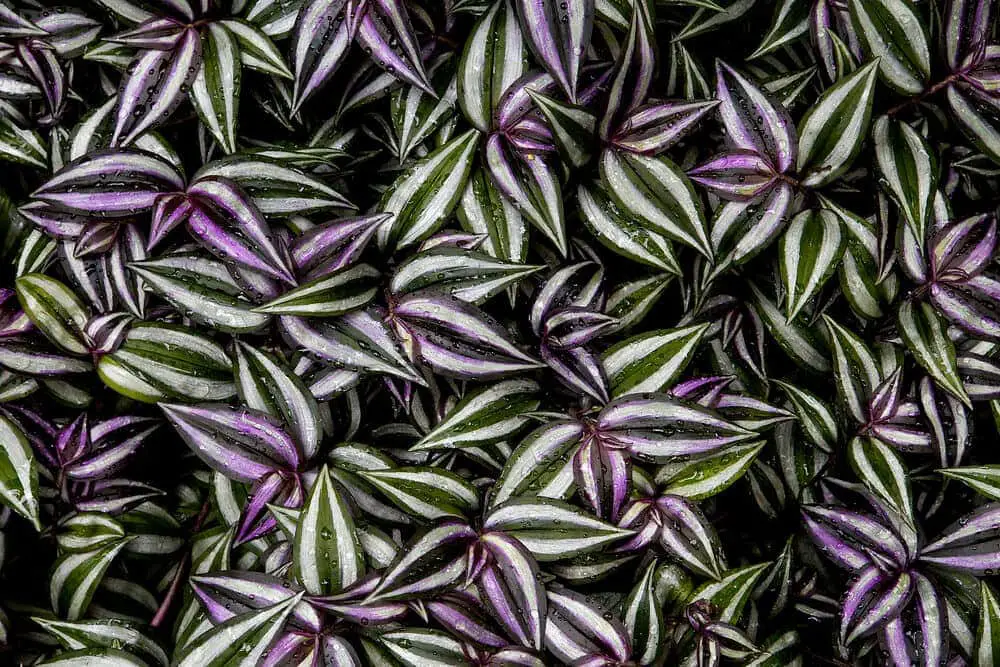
605, 274, 674, 333
600, 148, 712, 259
528, 90, 596, 169
38, 648, 148, 666
456, 0, 527, 132
97, 323, 235, 404
874, 115, 938, 246
412, 378, 540, 451
218, 19, 292, 79
358, 467, 480, 520
848, 0, 930, 94
491, 420, 583, 506
689, 562, 770, 623
483, 497, 634, 561
128, 254, 270, 334
50, 538, 133, 620
657, 441, 766, 500
33, 617, 168, 666
457, 165, 528, 274
796, 61, 879, 187
174, 593, 304, 666
191, 23, 241, 154
748, 0, 808, 59
749, 283, 830, 372
0, 113, 47, 168
391, 55, 459, 162
780, 209, 844, 321
898, 299, 971, 407
56, 513, 126, 553
16, 273, 89, 355
293, 466, 365, 596
577, 181, 681, 274
254, 264, 380, 316
825, 195, 897, 320
602, 323, 709, 396
773, 381, 838, 452
378, 130, 479, 252
848, 436, 914, 524
947, 84, 1000, 166
940, 465, 1000, 501
0, 414, 41, 530
379, 628, 468, 666
823, 314, 882, 423
977, 582, 1000, 667
624, 562, 666, 666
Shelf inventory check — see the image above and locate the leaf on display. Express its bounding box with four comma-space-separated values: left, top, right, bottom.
359, 466, 480, 520
848, 0, 930, 94
294, 466, 364, 595
848, 436, 914, 524
611, 99, 719, 156
377, 130, 479, 252
33, 617, 168, 666
0, 414, 41, 529
218, 19, 292, 78
710, 180, 797, 272
0, 114, 47, 168
839, 567, 912, 644
193, 156, 353, 215
577, 181, 680, 275
796, 61, 879, 187
976, 581, 1000, 666
514, 0, 594, 101
689, 562, 769, 624
897, 299, 971, 407
456, 0, 527, 132
233, 342, 321, 461
128, 254, 270, 334
545, 586, 631, 663
483, 497, 633, 561
457, 165, 528, 271
56, 513, 127, 553
279, 308, 423, 383
15, 273, 89, 355
390, 246, 541, 305
485, 134, 568, 255
602, 323, 708, 396
943, 0, 997, 71
97, 323, 235, 404
393, 292, 543, 379
598, 393, 758, 462
111, 27, 201, 146
492, 420, 583, 506
940, 465, 1000, 501
412, 379, 539, 451
874, 115, 938, 246
366, 521, 476, 601
391, 57, 458, 162
191, 23, 241, 154
658, 441, 766, 500
823, 314, 881, 423
289, 0, 358, 114
528, 90, 596, 169
38, 648, 148, 666
688, 150, 778, 201
921, 503, 1000, 574
378, 628, 468, 666
51, 538, 133, 621
779, 209, 844, 322
479, 531, 547, 649
773, 381, 838, 452
600, 148, 712, 258
749, 0, 808, 59
31, 149, 184, 217
624, 563, 666, 666
175, 593, 304, 666
715, 61, 796, 173
255, 264, 379, 316
161, 403, 301, 483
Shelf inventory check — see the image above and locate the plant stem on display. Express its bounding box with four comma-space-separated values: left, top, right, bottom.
886, 74, 960, 117
150, 499, 211, 629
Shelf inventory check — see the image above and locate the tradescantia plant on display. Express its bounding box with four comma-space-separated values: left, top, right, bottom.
2, 0, 1000, 666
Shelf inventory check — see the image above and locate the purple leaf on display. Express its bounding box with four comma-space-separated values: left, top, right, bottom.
480, 531, 547, 650
598, 0, 655, 139
943, 0, 997, 71
611, 99, 720, 155
688, 150, 778, 201
545, 587, 631, 664
715, 61, 797, 173
572, 435, 629, 520
111, 27, 202, 146
514, 0, 594, 101
291, 213, 389, 280
801, 504, 909, 570
160, 403, 303, 483
355, 0, 434, 95
31, 150, 184, 217
186, 176, 295, 284
840, 566, 913, 644
392, 292, 543, 379
366, 521, 476, 602
190, 570, 323, 632
921, 503, 1000, 574
289, 0, 362, 114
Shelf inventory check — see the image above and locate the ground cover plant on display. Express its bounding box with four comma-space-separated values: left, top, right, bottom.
0, 0, 999, 664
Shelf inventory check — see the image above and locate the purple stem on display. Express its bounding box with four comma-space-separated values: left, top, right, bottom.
150, 498, 212, 629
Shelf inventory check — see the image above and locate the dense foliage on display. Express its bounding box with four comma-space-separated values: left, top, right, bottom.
0, 0, 999, 664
